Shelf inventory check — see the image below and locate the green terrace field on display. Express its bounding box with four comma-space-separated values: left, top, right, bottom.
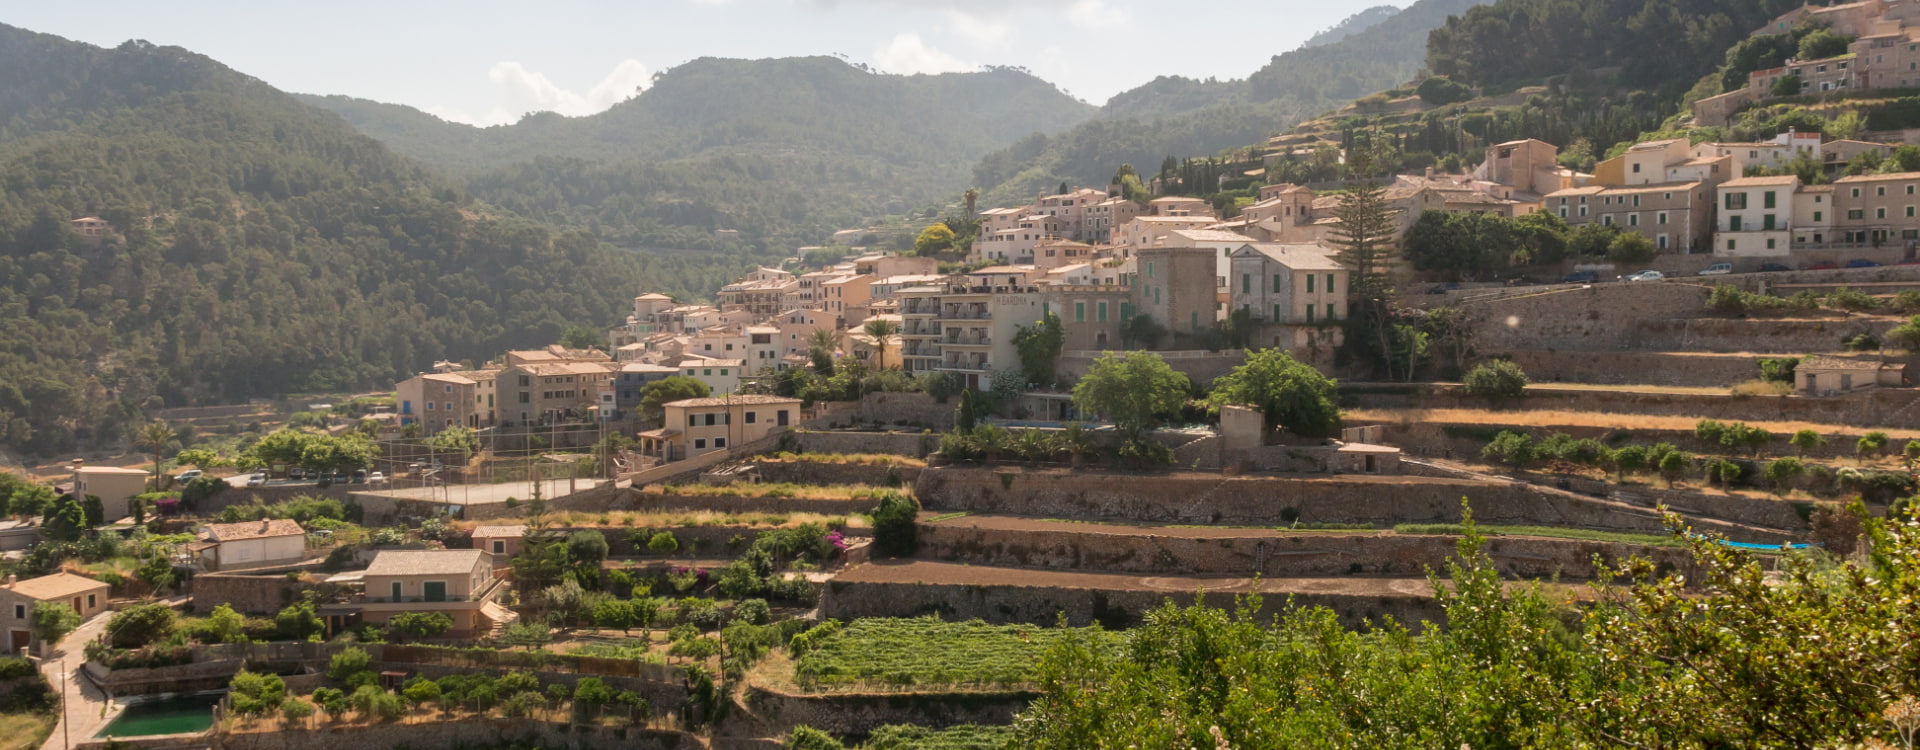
792, 618, 1119, 689
862, 724, 1017, 749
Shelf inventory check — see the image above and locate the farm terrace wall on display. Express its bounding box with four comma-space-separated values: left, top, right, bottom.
787, 430, 934, 458
741, 684, 1037, 737
215, 718, 696, 750
914, 523, 1698, 581
1353, 383, 1920, 430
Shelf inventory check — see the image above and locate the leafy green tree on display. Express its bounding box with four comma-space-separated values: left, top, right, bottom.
275, 601, 326, 641
41, 494, 87, 542
1657, 450, 1690, 486
386, 611, 453, 642
424, 426, 480, 463
1204, 349, 1341, 439
1070, 352, 1188, 436
1482, 430, 1536, 468
1764, 456, 1807, 495
1771, 73, 1802, 97
173, 448, 223, 470
499, 619, 552, 651
647, 532, 680, 555
1119, 313, 1166, 350
869, 491, 919, 558
1790, 429, 1827, 456
637, 376, 712, 424
136, 554, 177, 593
1011, 312, 1066, 388
1608, 445, 1648, 481
229, 670, 288, 715
204, 603, 248, 643
912, 224, 956, 256
593, 599, 640, 633
567, 530, 609, 566
29, 601, 80, 646
1462, 360, 1530, 400
783, 726, 845, 750
1799, 27, 1853, 60
1858, 431, 1890, 463
559, 325, 604, 351
1415, 75, 1472, 106
108, 602, 177, 649
280, 697, 315, 724
1606, 232, 1657, 264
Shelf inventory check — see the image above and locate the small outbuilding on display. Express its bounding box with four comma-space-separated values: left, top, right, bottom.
1795, 357, 1905, 396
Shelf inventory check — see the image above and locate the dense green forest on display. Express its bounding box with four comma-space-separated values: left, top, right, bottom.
302, 59, 1096, 253
1426, 0, 1805, 93
0, 25, 642, 457
970, 0, 1494, 203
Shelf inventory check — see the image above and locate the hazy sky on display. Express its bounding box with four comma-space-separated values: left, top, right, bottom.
6, 1, 1405, 128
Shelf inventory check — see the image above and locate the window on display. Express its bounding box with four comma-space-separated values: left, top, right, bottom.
1305, 306, 1315, 322
720, 369, 729, 376
1097, 302, 1108, 322
12, 605, 21, 619
87, 594, 96, 609
1602, 215, 1613, 226
1632, 195, 1641, 208
1767, 238, 1777, 250
1763, 191, 1776, 209
1727, 239, 1737, 251
1146, 261, 1155, 278
1815, 211, 1824, 222
745, 411, 757, 424
1632, 163, 1641, 173
492, 540, 505, 554
1853, 188, 1863, 198
1910, 207, 1917, 218
715, 438, 727, 448
1325, 274, 1334, 293
777, 410, 790, 426
1629, 214, 1640, 226
1579, 205, 1588, 217
1880, 186, 1889, 197
1657, 211, 1669, 225
1849, 209, 1865, 220
1726, 193, 1747, 210
694, 439, 706, 449
704, 414, 716, 426
1730, 215, 1743, 231
1306, 274, 1315, 293
1239, 274, 1250, 294
703, 368, 712, 376
423, 581, 447, 603
1879, 208, 1889, 219
1272, 303, 1282, 321
390, 582, 403, 601
1075, 302, 1086, 322
1763, 214, 1776, 230
1657, 234, 1669, 250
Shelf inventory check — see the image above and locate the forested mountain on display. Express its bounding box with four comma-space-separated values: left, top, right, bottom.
299, 59, 1096, 252
1426, 0, 1804, 93
1300, 6, 1403, 50
0, 24, 643, 457
972, 0, 1493, 202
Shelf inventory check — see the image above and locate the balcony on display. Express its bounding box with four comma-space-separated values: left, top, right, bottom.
939, 360, 992, 371
943, 336, 991, 347
941, 309, 991, 320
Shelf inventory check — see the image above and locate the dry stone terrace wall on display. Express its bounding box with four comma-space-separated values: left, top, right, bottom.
918, 468, 1649, 532
214, 719, 697, 750
1465, 283, 1709, 352
853, 391, 956, 430
1629, 316, 1903, 355
605, 489, 874, 516
914, 523, 1698, 581
788, 430, 934, 458
1353, 384, 1920, 430
1503, 351, 1768, 388
820, 575, 1445, 630
741, 685, 1037, 737
749, 459, 922, 487
193, 573, 334, 615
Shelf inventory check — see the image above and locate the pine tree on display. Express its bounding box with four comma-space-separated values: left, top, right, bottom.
1327, 152, 1401, 373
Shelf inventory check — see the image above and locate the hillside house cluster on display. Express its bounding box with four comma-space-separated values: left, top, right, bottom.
1696, 0, 1920, 126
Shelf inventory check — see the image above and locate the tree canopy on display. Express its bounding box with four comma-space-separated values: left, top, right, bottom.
1070, 352, 1188, 435
1205, 349, 1342, 439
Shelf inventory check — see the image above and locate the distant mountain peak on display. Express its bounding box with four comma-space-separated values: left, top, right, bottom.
1300, 6, 1403, 50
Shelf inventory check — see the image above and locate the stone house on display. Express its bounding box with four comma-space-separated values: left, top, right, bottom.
359, 549, 505, 637
194, 519, 308, 571
74, 466, 150, 521
638, 395, 802, 462
1796, 356, 1906, 395
0, 572, 109, 654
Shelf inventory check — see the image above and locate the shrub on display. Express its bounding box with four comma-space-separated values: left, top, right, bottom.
1482, 430, 1536, 468
349, 685, 404, 722
1891, 315, 1920, 350
30, 601, 80, 645
870, 491, 920, 558
1707, 283, 1749, 314
784, 726, 845, 750
327, 646, 373, 683
280, 697, 315, 723
107, 603, 177, 649
229, 670, 287, 715
1463, 360, 1529, 399
386, 611, 453, 642
1758, 357, 1800, 384
646, 532, 680, 555
733, 598, 772, 626
1859, 431, 1891, 461
1843, 332, 1882, 352
1825, 287, 1881, 312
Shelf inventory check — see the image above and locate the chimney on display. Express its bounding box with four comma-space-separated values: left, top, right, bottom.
1425, 166, 1435, 179
261, 519, 271, 532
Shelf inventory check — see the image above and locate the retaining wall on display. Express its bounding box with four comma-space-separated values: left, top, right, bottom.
1358, 383, 1920, 431
786, 431, 933, 458
853, 392, 956, 431
820, 576, 1444, 631
213, 718, 695, 750
914, 524, 1697, 581
748, 460, 921, 488
607, 490, 876, 517
741, 685, 1035, 737
192, 573, 335, 615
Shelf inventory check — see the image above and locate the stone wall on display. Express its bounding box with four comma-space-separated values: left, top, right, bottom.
1360, 383, 1920, 431
748, 460, 921, 488
1465, 283, 1710, 352
1059, 349, 1247, 385
787, 430, 934, 458
192, 573, 335, 615
1628, 316, 1900, 355
604, 490, 876, 517
854, 392, 956, 431
914, 524, 1696, 582
1505, 350, 1768, 388
820, 576, 1444, 631
918, 468, 1627, 530
214, 718, 696, 750
741, 685, 1035, 737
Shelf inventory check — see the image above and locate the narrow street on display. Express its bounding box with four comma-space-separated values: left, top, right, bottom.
38, 611, 117, 750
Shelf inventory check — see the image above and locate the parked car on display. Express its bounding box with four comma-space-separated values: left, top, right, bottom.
1697, 263, 1734, 276
331, 470, 350, 484
173, 469, 203, 484
1847, 259, 1882, 268
1805, 261, 1841, 270
1624, 270, 1665, 282
288, 467, 305, 481
367, 471, 388, 485
351, 469, 368, 483
1561, 270, 1599, 284
1756, 263, 1792, 273
1425, 282, 1461, 295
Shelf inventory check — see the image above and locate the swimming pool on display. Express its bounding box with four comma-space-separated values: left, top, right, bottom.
95, 693, 222, 738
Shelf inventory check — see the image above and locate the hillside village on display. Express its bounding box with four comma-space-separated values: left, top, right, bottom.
12, 1, 1920, 750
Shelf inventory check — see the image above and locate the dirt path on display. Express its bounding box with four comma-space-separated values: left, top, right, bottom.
39, 611, 115, 750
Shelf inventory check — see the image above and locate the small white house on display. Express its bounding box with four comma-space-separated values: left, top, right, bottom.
194, 519, 308, 571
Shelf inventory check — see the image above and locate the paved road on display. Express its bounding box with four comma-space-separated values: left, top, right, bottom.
350, 478, 598, 509
39, 611, 114, 750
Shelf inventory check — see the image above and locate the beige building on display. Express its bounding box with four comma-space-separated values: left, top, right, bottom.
640, 395, 802, 461
471, 524, 527, 563
677, 355, 743, 395
1796, 356, 1906, 395
74, 466, 150, 521
1084, 196, 1142, 243
1832, 171, 1920, 247
194, 519, 308, 571
360, 549, 504, 637
1, 572, 109, 653
1714, 175, 1801, 256
497, 362, 613, 426
1549, 181, 1715, 254
1115, 216, 1219, 251
1133, 244, 1221, 341
397, 372, 477, 434
821, 274, 874, 326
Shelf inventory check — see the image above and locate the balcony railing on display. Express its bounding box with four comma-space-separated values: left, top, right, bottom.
940, 361, 992, 371
943, 336, 991, 346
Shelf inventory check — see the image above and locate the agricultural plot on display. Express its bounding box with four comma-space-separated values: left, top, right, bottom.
863, 723, 1017, 749
793, 617, 1118, 688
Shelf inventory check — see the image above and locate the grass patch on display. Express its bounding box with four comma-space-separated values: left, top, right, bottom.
792, 617, 1118, 690
1730, 379, 1792, 397
923, 512, 971, 523
652, 482, 897, 500
0, 712, 55, 750
527, 510, 865, 530
1392, 524, 1683, 547
566, 640, 667, 665
863, 724, 1017, 749
764, 452, 928, 468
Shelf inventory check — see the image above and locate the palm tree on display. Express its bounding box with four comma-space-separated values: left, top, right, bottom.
962, 187, 979, 219
135, 421, 179, 490
862, 318, 901, 370
808, 327, 839, 353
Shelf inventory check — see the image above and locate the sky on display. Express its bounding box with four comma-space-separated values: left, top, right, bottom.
5, 1, 1406, 128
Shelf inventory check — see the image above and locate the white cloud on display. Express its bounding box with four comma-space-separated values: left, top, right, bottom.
944, 10, 1009, 44
871, 33, 975, 76
1066, 0, 1130, 29
427, 58, 652, 127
